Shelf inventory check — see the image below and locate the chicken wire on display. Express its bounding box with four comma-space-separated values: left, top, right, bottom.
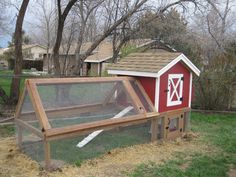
49, 121, 152, 165
15, 125, 44, 163
19, 90, 41, 130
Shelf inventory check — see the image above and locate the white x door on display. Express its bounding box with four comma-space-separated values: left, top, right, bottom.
167, 74, 184, 107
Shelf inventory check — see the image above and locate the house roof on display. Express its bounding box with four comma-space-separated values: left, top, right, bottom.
54, 41, 114, 63
0, 44, 47, 55
84, 42, 113, 63
22, 44, 47, 50
107, 51, 200, 77
56, 39, 158, 63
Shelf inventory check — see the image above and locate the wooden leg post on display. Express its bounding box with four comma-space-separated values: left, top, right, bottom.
184, 110, 191, 132
151, 118, 158, 142
163, 116, 168, 140
17, 125, 23, 149
44, 140, 51, 171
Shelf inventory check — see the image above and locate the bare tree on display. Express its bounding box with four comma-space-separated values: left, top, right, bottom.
52, 0, 78, 76
10, 0, 30, 103
73, 0, 103, 75
28, 0, 57, 72
75, 0, 148, 75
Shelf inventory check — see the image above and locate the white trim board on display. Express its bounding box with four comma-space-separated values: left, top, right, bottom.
188, 72, 193, 107
155, 77, 160, 112
108, 53, 200, 78
85, 56, 113, 63
107, 70, 157, 77
157, 54, 200, 77
76, 106, 134, 148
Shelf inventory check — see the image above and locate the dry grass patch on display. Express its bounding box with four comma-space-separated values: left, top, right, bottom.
0, 132, 215, 177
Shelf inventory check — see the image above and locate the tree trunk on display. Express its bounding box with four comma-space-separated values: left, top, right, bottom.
0, 86, 9, 104
10, 0, 30, 104
52, 0, 78, 76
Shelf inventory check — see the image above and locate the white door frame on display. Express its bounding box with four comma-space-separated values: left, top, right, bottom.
167, 74, 183, 107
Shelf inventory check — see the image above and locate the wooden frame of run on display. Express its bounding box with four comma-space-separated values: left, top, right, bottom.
15, 76, 191, 171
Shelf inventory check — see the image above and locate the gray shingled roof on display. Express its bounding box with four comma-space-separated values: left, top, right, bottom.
108, 51, 181, 73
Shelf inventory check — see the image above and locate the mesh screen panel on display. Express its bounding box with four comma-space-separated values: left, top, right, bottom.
20, 90, 41, 130
50, 121, 151, 164
37, 81, 139, 128
16, 127, 44, 163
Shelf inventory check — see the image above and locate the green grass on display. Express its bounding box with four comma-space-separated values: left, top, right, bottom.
129, 113, 236, 177
0, 125, 15, 137
0, 70, 25, 104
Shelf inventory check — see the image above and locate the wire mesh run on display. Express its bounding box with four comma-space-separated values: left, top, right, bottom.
37, 81, 139, 128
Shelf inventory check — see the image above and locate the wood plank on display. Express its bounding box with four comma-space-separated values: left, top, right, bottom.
122, 80, 146, 114
46, 119, 149, 141
43, 140, 51, 171
27, 76, 127, 85
27, 81, 51, 130
45, 112, 159, 140
151, 118, 158, 142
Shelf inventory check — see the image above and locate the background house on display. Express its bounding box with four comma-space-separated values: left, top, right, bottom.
0, 48, 9, 69
0, 44, 47, 71
45, 41, 114, 76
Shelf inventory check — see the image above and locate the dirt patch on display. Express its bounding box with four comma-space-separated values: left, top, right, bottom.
229, 169, 236, 177
180, 161, 191, 170
0, 134, 216, 177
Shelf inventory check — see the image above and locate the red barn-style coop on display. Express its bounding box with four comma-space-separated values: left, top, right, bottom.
108, 51, 200, 139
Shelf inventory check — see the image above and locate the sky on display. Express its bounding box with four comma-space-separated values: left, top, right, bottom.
1, 0, 236, 48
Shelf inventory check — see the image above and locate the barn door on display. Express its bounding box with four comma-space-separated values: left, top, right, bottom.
167, 74, 184, 107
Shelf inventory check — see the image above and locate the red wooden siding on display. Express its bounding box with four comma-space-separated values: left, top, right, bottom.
158, 61, 190, 112
136, 77, 156, 105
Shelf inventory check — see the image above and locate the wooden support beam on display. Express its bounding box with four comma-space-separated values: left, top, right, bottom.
123, 80, 146, 113
43, 140, 51, 171
46, 112, 159, 140
151, 117, 158, 142
28, 76, 127, 85
26, 81, 51, 130
17, 125, 23, 148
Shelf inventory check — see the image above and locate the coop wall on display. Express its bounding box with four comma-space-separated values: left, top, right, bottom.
136, 77, 156, 105
158, 61, 191, 113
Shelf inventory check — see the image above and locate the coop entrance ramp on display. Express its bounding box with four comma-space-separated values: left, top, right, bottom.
76, 106, 134, 148
15, 76, 175, 170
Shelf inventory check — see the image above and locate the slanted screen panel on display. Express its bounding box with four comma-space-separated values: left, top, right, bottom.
19, 90, 41, 130
36, 81, 139, 128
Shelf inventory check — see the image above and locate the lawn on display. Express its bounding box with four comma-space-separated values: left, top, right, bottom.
129, 113, 236, 177
0, 70, 25, 104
